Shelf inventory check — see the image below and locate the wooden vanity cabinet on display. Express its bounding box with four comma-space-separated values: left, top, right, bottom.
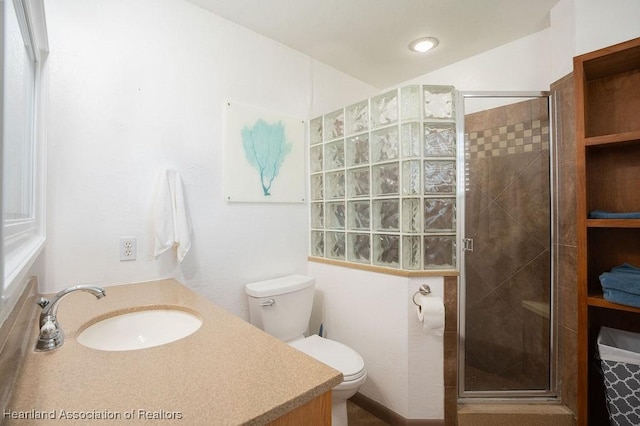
268, 392, 332, 425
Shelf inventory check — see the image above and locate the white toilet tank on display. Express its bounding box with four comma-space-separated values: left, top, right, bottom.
245, 275, 315, 342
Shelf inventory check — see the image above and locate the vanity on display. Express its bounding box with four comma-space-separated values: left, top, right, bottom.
4, 279, 342, 425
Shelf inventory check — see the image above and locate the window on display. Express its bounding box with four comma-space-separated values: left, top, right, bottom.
1, 0, 48, 301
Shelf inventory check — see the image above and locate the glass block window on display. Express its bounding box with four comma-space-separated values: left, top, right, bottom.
309, 85, 457, 271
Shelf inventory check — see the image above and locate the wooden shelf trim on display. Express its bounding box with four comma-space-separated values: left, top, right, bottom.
308, 256, 459, 277
587, 293, 640, 314
584, 130, 640, 146
580, 40, 640, 80
587, 218, 640, 228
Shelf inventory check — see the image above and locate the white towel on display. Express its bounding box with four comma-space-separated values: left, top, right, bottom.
154, 169, 192, 263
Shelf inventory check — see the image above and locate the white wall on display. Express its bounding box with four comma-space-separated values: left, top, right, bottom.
549, 0, 640, 82
550, 0, 576, 82
397, 0, 640, 92
43, 0, 377, 321
575, 0, 640, 56
308, 262, 444, 419
397, 29, 552, 93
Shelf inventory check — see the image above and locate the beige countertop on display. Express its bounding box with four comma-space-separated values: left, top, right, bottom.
5, 279, 342, 425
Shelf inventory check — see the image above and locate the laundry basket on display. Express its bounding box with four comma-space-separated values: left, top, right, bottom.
597, 327, 640, 426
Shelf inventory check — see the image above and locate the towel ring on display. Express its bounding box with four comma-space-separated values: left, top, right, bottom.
412, 284, 432, 306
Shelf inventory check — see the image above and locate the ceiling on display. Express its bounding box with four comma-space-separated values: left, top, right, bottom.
186, 0, 560, 89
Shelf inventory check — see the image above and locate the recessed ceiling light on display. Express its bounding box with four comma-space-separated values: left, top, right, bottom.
409, 37, 439, 53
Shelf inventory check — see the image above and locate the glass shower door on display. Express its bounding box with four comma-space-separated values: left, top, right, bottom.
459, 93, 554, 397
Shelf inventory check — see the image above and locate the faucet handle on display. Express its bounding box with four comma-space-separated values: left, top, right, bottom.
37, 297, 50, 310
40, 318, 58, 337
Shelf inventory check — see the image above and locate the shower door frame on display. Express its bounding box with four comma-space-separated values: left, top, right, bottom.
456, 91, 558, 401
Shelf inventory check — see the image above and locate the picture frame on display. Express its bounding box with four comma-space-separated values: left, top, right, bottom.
223, 101, 306, 203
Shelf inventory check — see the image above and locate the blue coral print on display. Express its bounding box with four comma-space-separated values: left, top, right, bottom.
241, 119, 292, 196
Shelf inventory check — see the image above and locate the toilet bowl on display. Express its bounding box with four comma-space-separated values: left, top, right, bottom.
245, 275, 367, 426
289, 334, 367, 425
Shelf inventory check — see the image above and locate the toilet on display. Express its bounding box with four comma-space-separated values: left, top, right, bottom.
245, 275, 367, 426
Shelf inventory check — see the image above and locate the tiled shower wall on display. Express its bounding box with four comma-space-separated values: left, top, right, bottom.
463, 98, 552, 391
551, 73, 578, 419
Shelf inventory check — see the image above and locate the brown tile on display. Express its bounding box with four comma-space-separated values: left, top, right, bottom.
532, 97, 550, 122
469, 151, 539, 200
464, 182, 492, 223
557, 160, 577, 247
445, 386, 458, 426
458, 404, 574, 426
466, 292, 523, 376
495, 150, 551, 248
551, 73, 576, 165
506, 100, 532, 126
347, 400, 389, 425
464, 365, 531, 391
485, 105, 508, 130
444, 331, 458, 387
557, 245, 578, 332
552, 73, 578, 276
560, 327, 578, 415
496, 249, 551, 317
522, 310, 551, 389
464, 262, 495, 306
466, 201, 545, 287
465, 111, 485, 134
444, 276, 458, 332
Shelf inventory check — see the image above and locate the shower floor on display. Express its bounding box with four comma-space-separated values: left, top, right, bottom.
464, 365, 546, 392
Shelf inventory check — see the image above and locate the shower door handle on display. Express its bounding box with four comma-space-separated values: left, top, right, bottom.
462, 238, 474, 252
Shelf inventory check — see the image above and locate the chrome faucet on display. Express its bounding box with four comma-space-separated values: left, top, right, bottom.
35, 285, 106, 352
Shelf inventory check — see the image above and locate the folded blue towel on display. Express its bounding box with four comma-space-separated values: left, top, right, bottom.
590, 210, 640, 219
602, 287, 640, 309
611, 263, 640, 275
600, 264, 640, 295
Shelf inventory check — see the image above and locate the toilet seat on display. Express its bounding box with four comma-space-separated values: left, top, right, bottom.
290, 335, 366, 382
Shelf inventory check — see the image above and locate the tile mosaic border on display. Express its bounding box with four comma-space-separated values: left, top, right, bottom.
465, 119, 549, 159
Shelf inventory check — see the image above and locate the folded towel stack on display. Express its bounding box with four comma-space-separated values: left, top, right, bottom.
599, 264, 640, 308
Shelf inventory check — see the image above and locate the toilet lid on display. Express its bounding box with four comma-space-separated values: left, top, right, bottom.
290, 335, 366, 382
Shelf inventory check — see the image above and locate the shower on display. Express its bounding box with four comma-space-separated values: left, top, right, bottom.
457, 92, 556, 399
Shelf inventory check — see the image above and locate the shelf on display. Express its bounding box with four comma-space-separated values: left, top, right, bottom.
576, 36, 640, 426
587, 219, 640, 228
582, 42, 640, 80
587, 293, 640, 314
585, 142, 640, 213
585, 130, 640, 147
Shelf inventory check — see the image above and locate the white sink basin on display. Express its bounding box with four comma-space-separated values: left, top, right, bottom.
77, 308, 202, 351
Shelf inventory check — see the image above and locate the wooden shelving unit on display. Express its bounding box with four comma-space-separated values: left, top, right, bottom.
586, 294, 640, 314
575, 37, 640, 425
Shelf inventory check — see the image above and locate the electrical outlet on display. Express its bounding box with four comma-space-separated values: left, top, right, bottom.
119, 237, 137, 261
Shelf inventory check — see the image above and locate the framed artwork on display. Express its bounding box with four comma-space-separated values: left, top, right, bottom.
224, 101, 306, 203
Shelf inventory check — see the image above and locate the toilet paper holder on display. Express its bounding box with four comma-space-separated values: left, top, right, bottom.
412, 284, 432, 306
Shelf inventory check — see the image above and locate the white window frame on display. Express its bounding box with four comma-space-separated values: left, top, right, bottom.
1, 0, 48, 304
